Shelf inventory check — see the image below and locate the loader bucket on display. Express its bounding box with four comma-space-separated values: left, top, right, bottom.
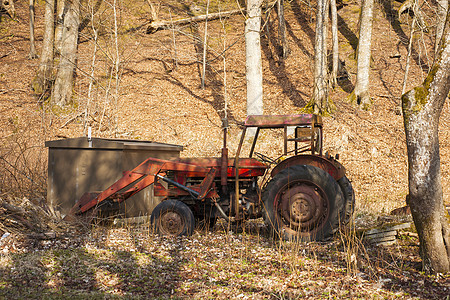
63, 192, 100, 224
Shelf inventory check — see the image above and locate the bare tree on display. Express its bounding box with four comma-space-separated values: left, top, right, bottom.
52, 0, 81, 106
31, 0, 55, 96
277, 0, 288, 58
309, 0, 331, 114
28, 0, 37, 59
54, 0, 66, 54
330, 0, 339, 87
401, 8, 450, 273
348, 0, 374, 110
246, 0, 263, 118
201, 0, 210, 89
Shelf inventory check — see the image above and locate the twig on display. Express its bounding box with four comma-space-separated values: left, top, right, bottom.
61, 112, 84, 128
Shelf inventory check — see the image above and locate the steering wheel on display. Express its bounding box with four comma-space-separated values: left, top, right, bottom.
254, 152, 275, 164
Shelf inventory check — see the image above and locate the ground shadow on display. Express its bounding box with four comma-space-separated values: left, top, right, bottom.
378, 0, 429, 73
261, 15, 308, 108
188, 22, 238, 123
337, 14, 359, 52
290, 0, 315, 46
0, 228, 187, 298
121, 55, 240, 126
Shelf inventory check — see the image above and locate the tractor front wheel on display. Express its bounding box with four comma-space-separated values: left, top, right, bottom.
151, 200, 195, 237
263, 165, 344, 241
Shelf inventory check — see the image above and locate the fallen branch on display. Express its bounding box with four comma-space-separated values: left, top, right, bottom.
1, 202, 27, 216
146, 9, 244, 34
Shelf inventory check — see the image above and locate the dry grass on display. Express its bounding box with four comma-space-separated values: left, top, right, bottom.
0, 220, 449, 299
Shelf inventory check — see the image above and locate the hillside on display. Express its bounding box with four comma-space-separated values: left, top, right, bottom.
0, 0, 449, 298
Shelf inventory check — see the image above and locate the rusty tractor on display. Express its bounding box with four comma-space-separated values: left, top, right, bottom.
65, 114, 354, 241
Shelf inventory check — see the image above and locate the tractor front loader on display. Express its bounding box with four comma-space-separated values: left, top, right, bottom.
65, 114, 354, 241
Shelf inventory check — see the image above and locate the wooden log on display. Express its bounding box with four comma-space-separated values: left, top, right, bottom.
147, 9, 244, 34
28, 231, 56, 240
363, 222, 410, 235
1, 202, 26, 216
363, 230, 397, 240
374, 240, 397, 247
359, 222, 412, 246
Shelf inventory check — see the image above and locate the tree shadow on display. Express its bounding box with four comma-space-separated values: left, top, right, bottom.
376, 57, 398, 101
285, 20, 312, 58
0, 228, 188, 298
334, 58, 354, 93
337, 14, 359, 52
260, 16, 308, 108
378, 0, 429, 73
121, 55, 240, 126
290, 0, 315, 46
188, 22, 237, 122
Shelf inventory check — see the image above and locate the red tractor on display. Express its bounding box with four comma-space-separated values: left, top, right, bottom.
66, 114, 354, 241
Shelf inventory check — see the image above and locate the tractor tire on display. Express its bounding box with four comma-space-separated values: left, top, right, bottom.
337, 176, 355, 225
150, 200, 195, 237
263, 165, 344, 242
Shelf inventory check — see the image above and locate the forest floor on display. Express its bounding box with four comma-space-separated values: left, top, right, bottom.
0, 0, 449, 298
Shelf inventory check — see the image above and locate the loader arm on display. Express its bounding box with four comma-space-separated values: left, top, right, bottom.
64, 157, 215, 221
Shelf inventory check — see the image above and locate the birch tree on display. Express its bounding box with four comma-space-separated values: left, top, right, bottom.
28, 0, 37, 59
277, 0, 288, 59
309, 0, 331, 114
330, 0, 339, 87
246, 0, 263, 118
402, 8, 450, 273
32, 0, 81, 106
348, 0, 374, 110
52, 0, 81, 106
31, 0, 55, 95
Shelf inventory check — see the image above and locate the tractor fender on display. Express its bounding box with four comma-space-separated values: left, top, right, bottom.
271, 155, 346, 181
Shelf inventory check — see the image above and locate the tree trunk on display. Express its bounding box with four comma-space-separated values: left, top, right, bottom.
28, 0, 37, 59
245, 0, 263, 118
435, 0, 448, 55
348, 0, 373, 110
310, 0, 331, 114
330, 0, 339, 87
31, 0, 55, 95
201, 0, 210, 89
402, 9, 450, 274
277, 0, 288, 59
52, 0, 81, 106
54, 0, 66, 54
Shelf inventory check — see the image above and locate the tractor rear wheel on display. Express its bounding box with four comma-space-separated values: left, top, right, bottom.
263, 165, 344, 241
337, 176, 355, 225
150, 200, 195, 236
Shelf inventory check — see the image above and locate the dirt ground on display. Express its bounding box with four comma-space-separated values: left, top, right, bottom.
0, 0, 449, 298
